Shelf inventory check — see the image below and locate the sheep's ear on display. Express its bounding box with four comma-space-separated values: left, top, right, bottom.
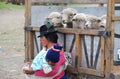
46, 18, 51, 20
72, 19, 76, 21
46, 18, 49, 20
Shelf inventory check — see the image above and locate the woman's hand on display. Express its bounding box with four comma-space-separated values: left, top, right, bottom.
23, 68, 35, 75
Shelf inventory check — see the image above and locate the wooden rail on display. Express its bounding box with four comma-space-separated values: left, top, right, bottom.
112, 16, 120, 21
31, 0, 107, 4
78, 67, 104, 77
27, 26, 107, 36
115, 0, 120, 3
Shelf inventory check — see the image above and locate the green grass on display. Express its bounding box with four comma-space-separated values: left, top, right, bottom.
0, 2, 25, 10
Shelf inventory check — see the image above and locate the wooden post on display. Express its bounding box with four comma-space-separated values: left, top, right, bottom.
110, 0, 115, 75
100, 36, 105, 76
75, 34, 81, 79
25, 0, 34, 62
105, 0, 112, 78
75, 34, 82, 68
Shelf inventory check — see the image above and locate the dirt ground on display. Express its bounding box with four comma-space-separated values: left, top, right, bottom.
0, 9, 25, 79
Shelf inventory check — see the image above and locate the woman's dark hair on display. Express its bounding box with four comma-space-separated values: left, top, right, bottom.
44, 32, 58, 43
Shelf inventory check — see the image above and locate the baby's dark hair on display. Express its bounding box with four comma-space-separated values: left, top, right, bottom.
44, 32, 58, 43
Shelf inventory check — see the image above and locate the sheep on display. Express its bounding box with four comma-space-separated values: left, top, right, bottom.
85, 14, 102, 29
61, 8, 78, 28
46, 12, 63, 28
64, 52, 72, 65
99, 14, 107, 28
72, 13, 87, 29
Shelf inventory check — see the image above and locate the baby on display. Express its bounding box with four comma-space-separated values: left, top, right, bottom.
23, 44, 63, 74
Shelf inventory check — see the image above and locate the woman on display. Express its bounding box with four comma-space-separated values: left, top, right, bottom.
23, 25, 67, 79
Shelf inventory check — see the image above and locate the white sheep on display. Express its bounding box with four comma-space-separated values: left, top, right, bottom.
64, 52, 72, 65
99, 14, 107, 28
72, 13, 87, 29
46, 12, 63, 27
85, 14, 102, 29
61, 8, 77, 28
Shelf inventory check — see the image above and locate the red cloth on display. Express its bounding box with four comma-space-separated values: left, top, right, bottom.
35, 50, 65, 78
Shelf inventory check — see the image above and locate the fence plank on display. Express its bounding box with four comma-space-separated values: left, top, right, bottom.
31, 0, 107, 4
78, 67, 104, 77
100, 36, 105, 76
28, 27, 106, 36
93, 37, 101, 69
25, 0, 34, 61
82, 36, 90, 68
75, 34, 82, 68
115, 0, 120, 3
105, 0, 113, 78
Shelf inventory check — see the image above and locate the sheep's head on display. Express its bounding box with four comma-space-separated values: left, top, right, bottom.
47, 12, 63, 27
64, 52, 72, 65
62, 13, 76, 24
72, 13, 87, 29
61, 8, 77, 24
72, 13, 87, 22
85, 15, 101, 29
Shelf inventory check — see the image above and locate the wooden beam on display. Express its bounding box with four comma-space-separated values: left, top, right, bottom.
28, 27, 107, 36
75, 34, 82, 68
111, 0, 116, 75
28, 31, 34, 60
57, 28, 101, 35
112, 16, 120, 21
70, 0, 107, 4
32, 27, 39, 32
100, 37, 105, 77
105, 0, 113, 78
31, 0, 107, 4
25, 0, 34, 61
25, 0, 29, 61
114, 0, 120, 3
78, 67, 104, 77
57, 28, 106, 36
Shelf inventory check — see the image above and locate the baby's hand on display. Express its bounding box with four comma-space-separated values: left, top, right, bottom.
43, 65, 52, 74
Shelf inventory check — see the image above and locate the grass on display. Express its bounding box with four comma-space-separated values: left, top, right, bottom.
0, 2, 25, 10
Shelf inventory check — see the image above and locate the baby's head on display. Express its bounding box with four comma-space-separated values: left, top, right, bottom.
46, 44, 63, 66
